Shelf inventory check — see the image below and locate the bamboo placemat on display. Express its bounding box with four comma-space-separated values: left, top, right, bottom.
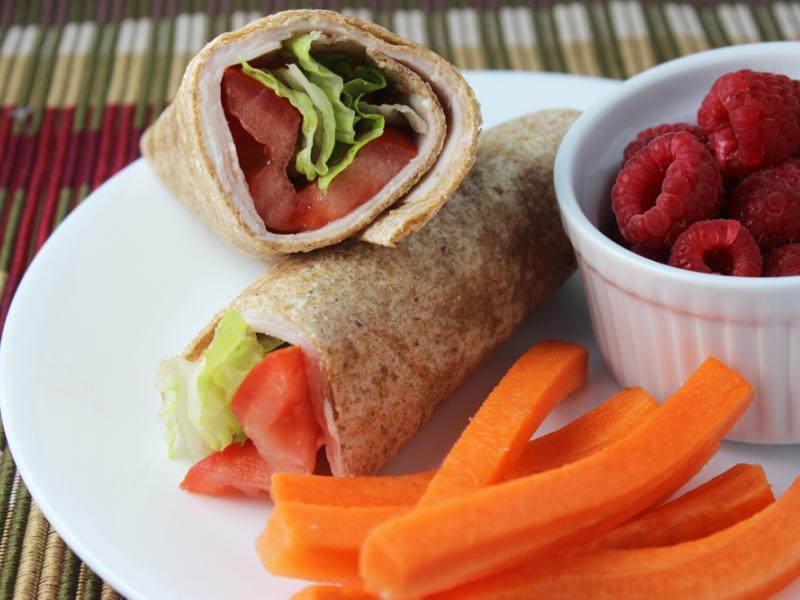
0, 0, 798, 598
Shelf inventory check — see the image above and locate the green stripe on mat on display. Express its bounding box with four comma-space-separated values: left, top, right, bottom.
133, 2, 159, 129
73, 0, 102, 131
0, 190, 24, 282
150, 2, 175, 116
488, 4, 512, 70
56, 547, 80, 600
87, 14, 119, 131
10, 35, 45, 135
0, 475, 31, 600
600, 1, 627, 78
27, 23, 62, 134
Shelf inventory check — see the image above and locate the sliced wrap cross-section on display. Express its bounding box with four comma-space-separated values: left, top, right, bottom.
141, 10, 481, 258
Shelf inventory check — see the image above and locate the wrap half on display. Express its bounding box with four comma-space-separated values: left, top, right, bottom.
141, 10, 481, 258
159, 110, 578, 479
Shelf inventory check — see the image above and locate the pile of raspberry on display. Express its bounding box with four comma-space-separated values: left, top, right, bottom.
611, 69, 800, 277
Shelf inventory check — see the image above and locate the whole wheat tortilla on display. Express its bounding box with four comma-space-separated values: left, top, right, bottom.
180, 110, 578, 476
141, 9, 480, 258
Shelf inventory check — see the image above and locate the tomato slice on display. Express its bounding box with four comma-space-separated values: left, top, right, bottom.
230, 346, 321, 475
292, 127, 419, 232
222, 67, 301, 231
180, 440, 271, 496
221, 66, 418, 234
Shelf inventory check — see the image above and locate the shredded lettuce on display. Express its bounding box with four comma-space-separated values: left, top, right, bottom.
318, 106, 383, 189
155, 356, 210, 461
284, 33, 358, 145
155, 308, 270, 461
277, 63, 337, 176
316, 65, 389, 189
195, 308, 266, 449
341, 65, 387, 99
240, 33, 413, 191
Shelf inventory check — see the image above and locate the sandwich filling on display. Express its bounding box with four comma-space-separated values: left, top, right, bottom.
221, 32, 427, 234
156, 309, 322, 494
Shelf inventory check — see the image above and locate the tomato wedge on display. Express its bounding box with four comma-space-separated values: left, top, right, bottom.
221, 66, 418, 234
222, 67, 301, 231
180, 440, 271, 496
230, 346, 321, 476
292, 128, 418, 232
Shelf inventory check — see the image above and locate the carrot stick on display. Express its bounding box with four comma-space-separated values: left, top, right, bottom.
259, 502, 408, 584
583, 463, 774, 551
257, 506, 364, 586
288, 463, 774, 598
510, 386, 657, 477
359, 358, 752, 599
270, 503, 406, 553
415, 340, 588, 507
271, 386, 656, 507
437, 477, 800, 600
271, 471, 435, 507
292, 586, 375, 600
261, 389, 656, 585
285, 435, 722, 596
266, 450, 748, 582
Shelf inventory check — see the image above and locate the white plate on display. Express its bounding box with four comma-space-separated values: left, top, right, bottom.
1, 71, 798, 600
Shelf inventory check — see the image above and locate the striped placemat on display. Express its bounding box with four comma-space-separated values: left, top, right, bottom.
0, 1, 799, 598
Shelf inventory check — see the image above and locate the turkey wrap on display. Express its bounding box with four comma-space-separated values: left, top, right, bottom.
141, 9, 481, 258
157, 110, 578, 479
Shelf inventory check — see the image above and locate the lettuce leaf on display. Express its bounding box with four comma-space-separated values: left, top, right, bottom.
241, 62, 319, 182
155, 356, 210, 461
284, 33, 358, 145
277, 63, 336, 176
314, 65, 387, 189
342, 65, 387, 99
241, 35, 401, 191
195, 308, 266, 450
318, 103, 384, 190
155, 308, 269, 461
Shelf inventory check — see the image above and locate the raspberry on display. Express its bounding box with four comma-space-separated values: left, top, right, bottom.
764, 244, 800, 276
623, 123, 704, 163
728, 159, 800, 250
697, 69, 800, 177
612, 131, 723, 249
668, 219, 762, 277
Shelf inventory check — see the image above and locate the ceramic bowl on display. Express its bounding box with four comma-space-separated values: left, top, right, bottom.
554, 42, 800, 443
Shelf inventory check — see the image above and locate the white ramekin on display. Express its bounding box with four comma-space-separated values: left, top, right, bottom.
554, 42, 800, 444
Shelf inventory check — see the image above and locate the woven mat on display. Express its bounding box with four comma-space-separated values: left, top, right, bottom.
0, 0, 798, 598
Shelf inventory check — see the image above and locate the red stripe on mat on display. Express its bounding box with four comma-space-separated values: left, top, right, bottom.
92, 105, 118, 190
76, 110, 100, 193
127, 106, 154, 165
0, 110, 60, 330
0, 107, 13, 168
0, 124, 29, 192
110, 104, 135, 177
0, 124, 34, 265
34, 108, 76, 252
8, 133, 36, 196
60, 125, 83, 201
